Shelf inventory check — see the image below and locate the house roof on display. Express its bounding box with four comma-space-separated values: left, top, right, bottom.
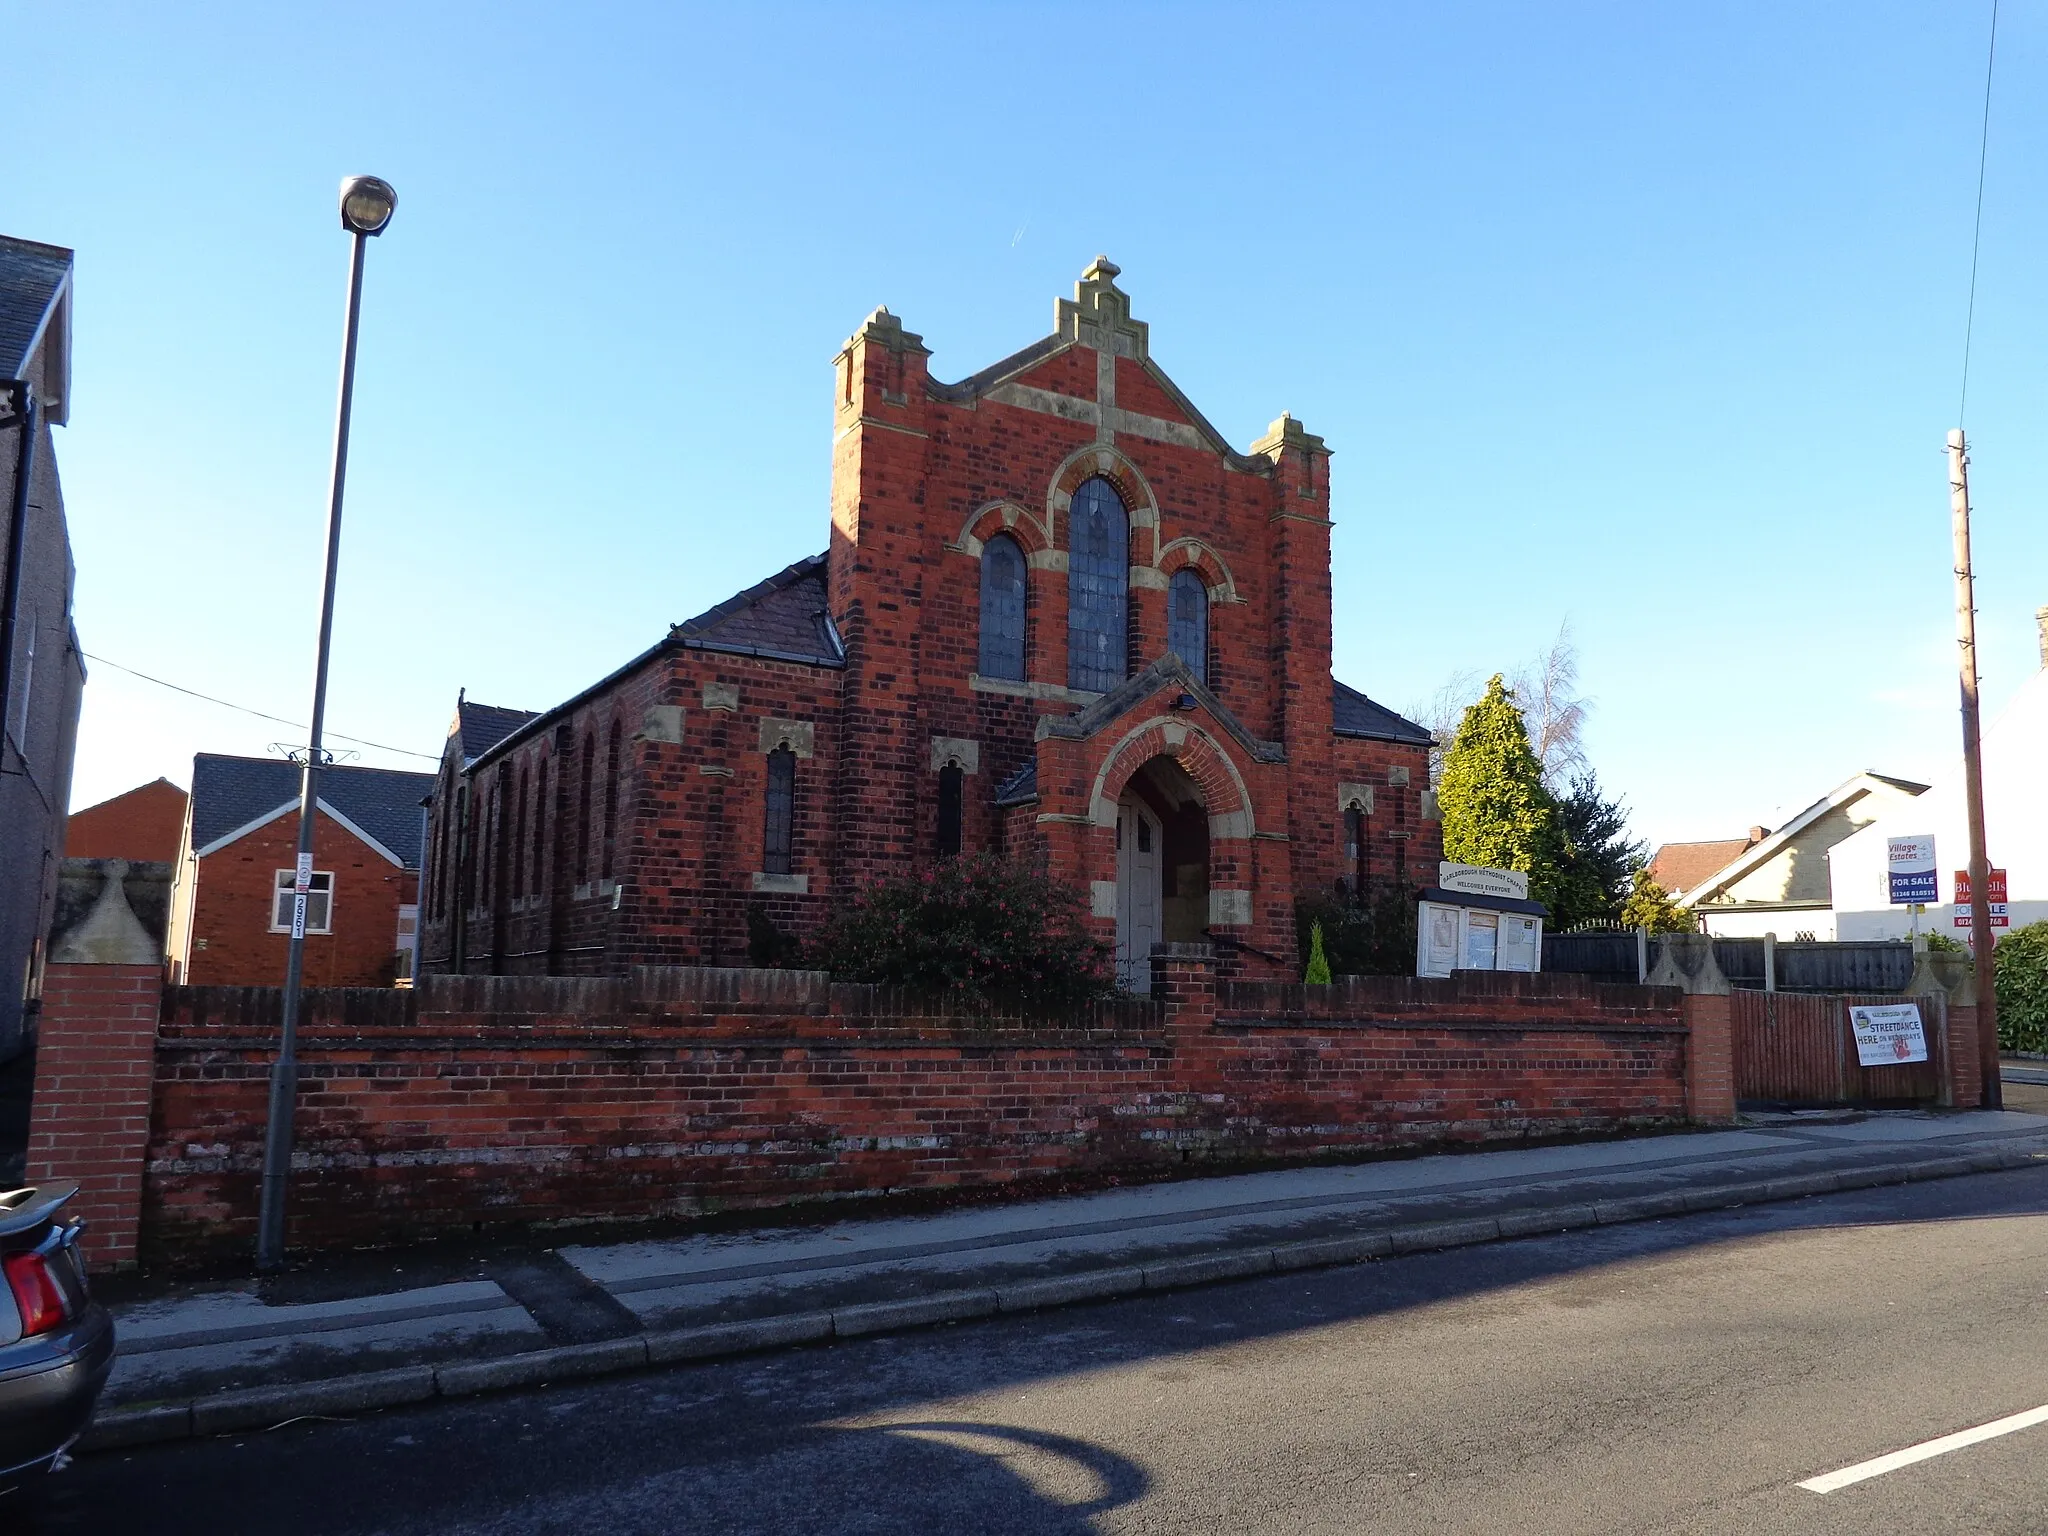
672, 553, 842, 666
0, 235, 73, 424
189, 754, 436, 867
456, 700, 538, 763
1648, 839, 1756, 898
1332, 681, 1433, 746
1678, 771, 1930, 908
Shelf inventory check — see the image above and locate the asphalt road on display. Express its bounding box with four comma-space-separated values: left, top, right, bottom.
21, 1164, 2048, 1534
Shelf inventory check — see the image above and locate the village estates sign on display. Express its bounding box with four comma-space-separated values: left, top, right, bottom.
1437, 862, 1530, 900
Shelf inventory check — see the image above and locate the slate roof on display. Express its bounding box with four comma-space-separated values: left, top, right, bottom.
672, 554, 842, 666
457, 701, 537, 763
189, 754, 436, 867
1332, 681, 1433, 746
0, 235, 71, 382
994, 761, 1038, 807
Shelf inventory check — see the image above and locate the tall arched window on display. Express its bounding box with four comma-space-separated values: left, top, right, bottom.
1067, 477, 1128, 692
978, 533, 1027, 681
763, 747, 796, 875
511, 765, 528, 899
937, 763, 964, 857
602, 720, 622, 881
1168, 568, 1209, 686
530, 756, 548, 896
577, 732, 595, 882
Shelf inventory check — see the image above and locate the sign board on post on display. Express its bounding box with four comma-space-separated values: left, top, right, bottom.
1848, 1002, 1928, 1066
1953, 868, 2010, 929
1886, 836, 1938, 905
1438, 863, 1530, 900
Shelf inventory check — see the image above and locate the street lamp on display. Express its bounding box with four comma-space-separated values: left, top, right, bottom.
256, 175, 397, 1271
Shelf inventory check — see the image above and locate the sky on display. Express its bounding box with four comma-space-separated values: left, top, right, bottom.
9, 1, 2045, 852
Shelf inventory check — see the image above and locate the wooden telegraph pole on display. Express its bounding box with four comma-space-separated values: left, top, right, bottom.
1947, 429, 2000, 1108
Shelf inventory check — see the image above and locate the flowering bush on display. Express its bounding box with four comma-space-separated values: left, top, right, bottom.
810, 853, 1115, 1005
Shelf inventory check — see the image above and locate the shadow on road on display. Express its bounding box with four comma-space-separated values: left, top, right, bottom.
20, 1165, 2048, 1535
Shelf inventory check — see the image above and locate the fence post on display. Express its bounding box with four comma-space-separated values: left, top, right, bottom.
1763, 932, 1776, 994
1647, 933, 1736, 1124
1635, 926, 1649, 984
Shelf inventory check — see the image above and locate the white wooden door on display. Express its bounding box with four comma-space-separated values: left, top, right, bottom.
1116, 800, 1163, 990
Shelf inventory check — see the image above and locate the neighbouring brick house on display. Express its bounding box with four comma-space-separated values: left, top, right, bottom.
422, 259, 1440, 984
63, 777, 188, 863
165, 754, 434, 987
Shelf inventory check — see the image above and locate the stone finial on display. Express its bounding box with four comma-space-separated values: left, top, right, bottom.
1082, 255, 1122, 282
1250, 412, 1329, 461
842, 304, 928, 357
1056, 256, 1147, 360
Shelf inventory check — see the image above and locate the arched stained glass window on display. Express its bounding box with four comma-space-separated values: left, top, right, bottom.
1066, 477, 1128, 693
1168, 568, 1209, 686
978, 534, 1026, 681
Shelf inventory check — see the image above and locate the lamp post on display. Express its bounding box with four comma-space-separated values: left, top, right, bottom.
256, 175, 397, 1271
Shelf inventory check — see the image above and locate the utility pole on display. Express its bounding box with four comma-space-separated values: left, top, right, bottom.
1947, 429, 2000, 1109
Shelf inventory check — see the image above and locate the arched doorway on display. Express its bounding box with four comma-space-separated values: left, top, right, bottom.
1114, 757, 1210, 990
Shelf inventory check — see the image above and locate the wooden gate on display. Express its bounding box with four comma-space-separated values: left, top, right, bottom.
1731, 990, 1948, 1107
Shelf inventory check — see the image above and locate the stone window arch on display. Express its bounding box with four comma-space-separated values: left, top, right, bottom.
1067, 476, 1129, 693
979, 532, 1027, 681
1168, 567, 1209, 685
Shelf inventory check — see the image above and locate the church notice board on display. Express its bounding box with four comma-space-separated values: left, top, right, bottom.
1416, 864, 1548, 980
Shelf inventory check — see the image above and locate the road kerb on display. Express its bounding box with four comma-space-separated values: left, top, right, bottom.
76, 1140, 2048, 1454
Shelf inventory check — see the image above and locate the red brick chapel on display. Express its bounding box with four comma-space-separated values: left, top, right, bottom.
419, 259, 1441, 985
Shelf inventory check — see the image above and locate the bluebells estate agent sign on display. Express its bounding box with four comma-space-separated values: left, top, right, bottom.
1848, 1002, 1929, 1067
1885, 835, 1938, 905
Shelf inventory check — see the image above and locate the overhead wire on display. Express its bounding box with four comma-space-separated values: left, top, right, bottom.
82, 651, 438, 762
1958, 0, 2000, 429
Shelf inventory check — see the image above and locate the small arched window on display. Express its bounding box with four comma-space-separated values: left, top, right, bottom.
763, 747, 796, 875
1067, 477, 1128, 693
937, 763, 964, 858
1168, 568, 1209, 686
978, 533, 1027, 681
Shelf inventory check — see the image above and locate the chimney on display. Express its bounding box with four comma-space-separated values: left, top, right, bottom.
2037, 605, 2047, 669
1747, 825, 1769, 846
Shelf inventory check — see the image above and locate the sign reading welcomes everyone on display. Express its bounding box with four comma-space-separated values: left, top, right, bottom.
1437, 863, 1530, 900
1847, 1002, 1929, 1067
1885, 835, 1938, 906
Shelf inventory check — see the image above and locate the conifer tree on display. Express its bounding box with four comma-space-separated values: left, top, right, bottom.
1620, 869, 1695, 934
1304, 920, 1333, 984
1438, 675, 1567, 911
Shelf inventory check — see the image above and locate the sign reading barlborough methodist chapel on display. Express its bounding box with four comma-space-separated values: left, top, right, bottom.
1437, 863, 1531, 901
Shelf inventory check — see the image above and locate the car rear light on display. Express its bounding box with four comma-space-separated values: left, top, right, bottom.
4, 1251, 68, 1336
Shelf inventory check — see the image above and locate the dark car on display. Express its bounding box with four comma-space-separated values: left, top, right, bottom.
0, 1183, 113, 1493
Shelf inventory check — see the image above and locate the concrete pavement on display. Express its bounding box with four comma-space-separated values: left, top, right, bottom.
81, 1105, 2048, 1448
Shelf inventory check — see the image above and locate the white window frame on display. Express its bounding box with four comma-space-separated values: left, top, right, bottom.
271, 869, 335, 934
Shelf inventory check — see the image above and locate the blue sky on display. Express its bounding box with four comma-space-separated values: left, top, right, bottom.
11, 1, 2044, 851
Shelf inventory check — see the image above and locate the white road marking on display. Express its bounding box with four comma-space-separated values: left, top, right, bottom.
1800, 1402, 2048, 1493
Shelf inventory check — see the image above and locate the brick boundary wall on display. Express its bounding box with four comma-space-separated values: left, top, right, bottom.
26, 963, 166, 1269
126, 960, 1697, 1263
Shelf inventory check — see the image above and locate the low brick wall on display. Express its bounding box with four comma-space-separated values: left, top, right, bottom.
134, 960, 1693, 1261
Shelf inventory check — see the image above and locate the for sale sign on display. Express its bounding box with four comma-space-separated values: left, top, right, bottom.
1953, 868, 2010, 928
1848, 1002, 1929, 1067
1887, 836, 1939, 905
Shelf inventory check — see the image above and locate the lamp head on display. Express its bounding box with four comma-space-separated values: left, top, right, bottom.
339, 176, 397, 236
